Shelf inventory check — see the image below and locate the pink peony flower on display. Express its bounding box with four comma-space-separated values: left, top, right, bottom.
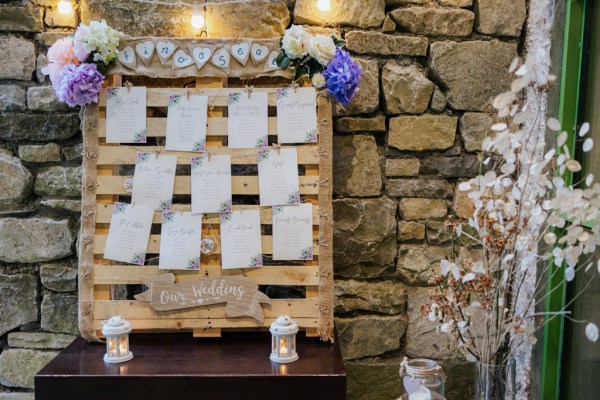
41, 37, 81, 87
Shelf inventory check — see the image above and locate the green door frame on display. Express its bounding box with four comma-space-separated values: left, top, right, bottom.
540, 0, 587, 398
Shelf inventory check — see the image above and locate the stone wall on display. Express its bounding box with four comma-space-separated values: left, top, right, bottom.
0, 0, 528, 398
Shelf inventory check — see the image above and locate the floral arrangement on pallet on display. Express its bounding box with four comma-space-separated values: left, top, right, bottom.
276, 25, 361, 106
420, 54, 600, 398
42, 20, 121, 107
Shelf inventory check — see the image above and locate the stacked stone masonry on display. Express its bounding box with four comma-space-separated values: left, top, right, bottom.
0, 0, 526, 398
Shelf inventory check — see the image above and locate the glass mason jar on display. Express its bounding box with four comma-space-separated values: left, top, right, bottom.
399, 357, 446, 400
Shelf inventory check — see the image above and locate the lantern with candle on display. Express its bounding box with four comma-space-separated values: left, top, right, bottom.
269, 315, 298, 363
399, 358, 446, 400
101, 316, 133, 363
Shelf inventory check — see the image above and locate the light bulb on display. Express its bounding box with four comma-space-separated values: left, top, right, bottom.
190, 13, 205, 29
316, 0, 330, 11
57, 0, 73, 14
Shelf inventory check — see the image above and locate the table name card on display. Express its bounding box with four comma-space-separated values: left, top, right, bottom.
159, 211, 202, 270
276, 87, 318, 144
104, 202, 154, 265
227, 92, 268, 148
219, 209, 263, 269
257, 148, 300, 206
135, 273, 272, 323
191, 154, 233, 214
166, 94, 208, 152
132, 152, 177, 211
272, 203, 313, 260
106, 87, 147, 143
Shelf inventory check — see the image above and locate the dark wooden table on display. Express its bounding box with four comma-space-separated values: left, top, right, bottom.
35, 332, 346, 400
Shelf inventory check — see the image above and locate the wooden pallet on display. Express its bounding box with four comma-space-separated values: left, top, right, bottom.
78, 75, 334, 342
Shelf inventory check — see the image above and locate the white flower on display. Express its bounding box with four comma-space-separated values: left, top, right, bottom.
586, 322, 598, 342
440, 260, 460, 280
77, 20, 121, 65
462, 273, 476, 283
311, 72, 326, 88
565, 266, 575, 282
281, 25, 311, 59
308, 34, 336, 66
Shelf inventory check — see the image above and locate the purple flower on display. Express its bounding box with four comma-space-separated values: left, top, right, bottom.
56, 63, 104, 107
322, 49, 362, 106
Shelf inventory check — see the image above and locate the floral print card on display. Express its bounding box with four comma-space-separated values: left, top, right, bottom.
257, 148, 300, 207
276, 87, 318, 144
165, 94, 208, 152
219, 209, 263, 269
103, 202, 154, 265
131, 152, 177, 211
159, 211, 202, 270
191, 154, 232, 214
272, 203, 313, 261
106, 87, 147, 143
227, 91, 268, 148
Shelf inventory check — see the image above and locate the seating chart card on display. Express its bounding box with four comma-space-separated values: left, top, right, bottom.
106, 86, 147, 143
227, 92, 268, 148
191, 154, 233, 214
257, 148, 300, 206
272, 203, 313, 261
103, 202, 154, 265
131, 152, 177, 211
219, 210, 263, 269
165, 94, 208, 152
276, 87, 318, 144
159, 211, 202, 270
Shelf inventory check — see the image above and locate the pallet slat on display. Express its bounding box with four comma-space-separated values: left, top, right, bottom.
98, 117, 278, 138
95, 203, 321, 224
96, 145, 319, 165
93, 265, 320, 286
93, 234, 319, 256
99, 87, 281, 107
92, 317, 319, 331
96, 175, 320, 195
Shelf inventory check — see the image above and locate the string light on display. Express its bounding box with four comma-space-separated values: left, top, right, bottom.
316, 0, 330, 11
190, 8, 205, 29
57, 0, 73, 14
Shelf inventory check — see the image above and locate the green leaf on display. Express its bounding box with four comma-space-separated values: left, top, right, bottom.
332, 35, 346, 49
293, 65, 309, 81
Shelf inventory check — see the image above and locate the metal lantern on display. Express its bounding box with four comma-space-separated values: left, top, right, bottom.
101, 316, 133, 363
399, 357, 446, 400
269, 315, 298, 363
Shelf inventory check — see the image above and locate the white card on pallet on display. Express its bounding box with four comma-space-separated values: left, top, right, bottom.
131, 152, 177, 211
257, 148, 300, 206
166, 94, 208, 152
276, 87, 318, 144
219, 209, 263, 269
272, 203, 313, 261
159, 211, 202, 270
191, 154, 232, 214
104, 202, 154, 265
227, 91, 268, 148
106, 86, 147, 143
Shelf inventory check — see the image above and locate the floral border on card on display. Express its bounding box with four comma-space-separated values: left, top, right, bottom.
130, 252, 146, 265
192, 139, 206, 152
305, 128, 318, 143
219, 212, 233, 224
186, 256, 201, 270
249, 253, 263, 267
168, 94, 181, 107
300, 246, 313, 261
218, 199, 232, 213
255, 135, 268, 148
287, 190, 301, 205
112, 202, 128, 215
133, 129, 147, 143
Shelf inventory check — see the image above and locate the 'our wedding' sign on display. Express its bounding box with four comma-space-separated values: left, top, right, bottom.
227, 92, 268, 148
135, 273, 272, 323
219, 210, 263, 269
191, 154, 232, 214
272, 203, 314, 260
132, 152, 177, 211
159, 211, 202, 270
103, 202, 153, 265
166, 94, 208, 152
276, 87, 318, 144
106, 87, 147, 143
257, 148, 300, 206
